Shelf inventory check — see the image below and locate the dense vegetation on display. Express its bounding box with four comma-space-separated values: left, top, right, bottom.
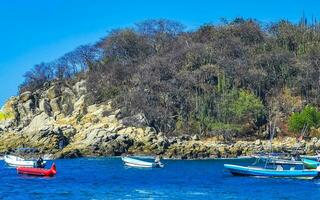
289, 106, 320, 132
19, 18, 320, 137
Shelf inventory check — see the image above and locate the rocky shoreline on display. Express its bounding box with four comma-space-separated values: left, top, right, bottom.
0, 80, 319, 159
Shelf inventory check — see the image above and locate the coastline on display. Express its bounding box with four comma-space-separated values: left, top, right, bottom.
0, 135, 317, 160
0, 81, 318, 160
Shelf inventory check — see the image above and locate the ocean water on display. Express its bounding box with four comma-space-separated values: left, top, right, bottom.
1, 157, 320, 200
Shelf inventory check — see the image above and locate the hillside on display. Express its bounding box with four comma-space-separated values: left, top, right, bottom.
2, 18, 320, 158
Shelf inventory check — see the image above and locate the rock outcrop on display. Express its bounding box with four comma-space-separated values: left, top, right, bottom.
0, 80, 319, 159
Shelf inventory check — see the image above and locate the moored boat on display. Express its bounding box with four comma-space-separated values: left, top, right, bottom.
4, 155, 39, 167
302, 158, 320, 169
122, 157, 164, 168
224, 164, 319, 179
17, 163, 57, 177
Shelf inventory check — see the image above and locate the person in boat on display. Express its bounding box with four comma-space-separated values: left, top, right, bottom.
155, 155, 160, 163
291, 153, 299, 161
36, 156, 45, 168
155, 155, 163, 166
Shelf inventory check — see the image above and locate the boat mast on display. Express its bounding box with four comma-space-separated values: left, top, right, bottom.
292, 124, 307, 156
266, 107, 278, 168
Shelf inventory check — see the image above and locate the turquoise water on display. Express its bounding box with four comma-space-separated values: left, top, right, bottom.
1, 157, 320, 199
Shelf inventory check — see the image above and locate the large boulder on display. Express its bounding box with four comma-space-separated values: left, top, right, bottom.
60, 149, 82, 159
83, 128, 108, 145
73, 80, 87, 96
23, 99, 35, 114
310, 127, 320, 138
72, 95, 87, 116
31, 125, 68, 151
16, 103, 29, 124
39, 98, 52, 116
22, 112, 53, 134
0, 120, 14, 132
50, 97, 61, 114
103, 134, 134, 156
60, 88, 76, 115
120, 113, 148, 127
47, 85, 61, 99
60, 125, 77, 139
19, 91, 32, 103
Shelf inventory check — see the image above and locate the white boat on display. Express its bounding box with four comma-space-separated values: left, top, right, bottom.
122, 157, 164, 168
4, 155, 45, 167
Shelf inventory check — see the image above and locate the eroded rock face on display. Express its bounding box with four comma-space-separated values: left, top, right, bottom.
0, 81, 80, 155
2, 79, 320, 159
120, 113, 148, 127
19, 91, 32, 103
73, 80, 87, 96
39, 98, 52, 116
47, 85, 61, 99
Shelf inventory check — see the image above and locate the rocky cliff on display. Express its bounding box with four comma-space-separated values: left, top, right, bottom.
0, 80, 319, 159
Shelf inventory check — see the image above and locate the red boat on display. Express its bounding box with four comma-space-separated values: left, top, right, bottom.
17, 163, 57, 177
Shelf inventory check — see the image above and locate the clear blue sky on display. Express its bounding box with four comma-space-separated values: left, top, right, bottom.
0, 0, 319, 107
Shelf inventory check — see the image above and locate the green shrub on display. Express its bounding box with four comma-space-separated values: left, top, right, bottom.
0, 111, 14, 121
218, 89, 265, 123
288, 105, 320, 133
175, 114, 201, 135
232, 90, 265, 121
207, 122, 242, 132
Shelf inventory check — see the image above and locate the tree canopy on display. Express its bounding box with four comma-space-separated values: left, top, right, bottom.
19, 18, 320, 137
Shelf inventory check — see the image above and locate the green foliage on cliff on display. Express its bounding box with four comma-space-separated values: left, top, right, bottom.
0, 111, 14, 121
175, 88, 264, 135
218, 89, 265, 124
289, 106, 320, 132
207, 122, 243, 132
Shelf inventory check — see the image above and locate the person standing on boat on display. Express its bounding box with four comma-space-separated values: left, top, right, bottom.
36, 156, 44, 168
154, 155, 164, 168
155, 155, 161, 163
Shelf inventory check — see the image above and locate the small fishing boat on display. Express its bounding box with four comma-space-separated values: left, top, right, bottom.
302, 158, 320, 169
4, 155, 40, 167
224, 164, 319, 179
122, 157, 164, 168
17, 163, 57, 177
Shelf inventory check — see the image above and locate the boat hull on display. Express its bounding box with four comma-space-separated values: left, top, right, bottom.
122, 157, 163, 168
17, 163, 56, 177
302, 158, 320, 169
124, 162, 156, 168
224, 164, 319, 179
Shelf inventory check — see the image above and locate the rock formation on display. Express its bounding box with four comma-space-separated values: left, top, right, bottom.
0, 80, 317, 159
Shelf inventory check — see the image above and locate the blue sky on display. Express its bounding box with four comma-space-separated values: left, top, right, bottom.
0, 0, 319, 107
